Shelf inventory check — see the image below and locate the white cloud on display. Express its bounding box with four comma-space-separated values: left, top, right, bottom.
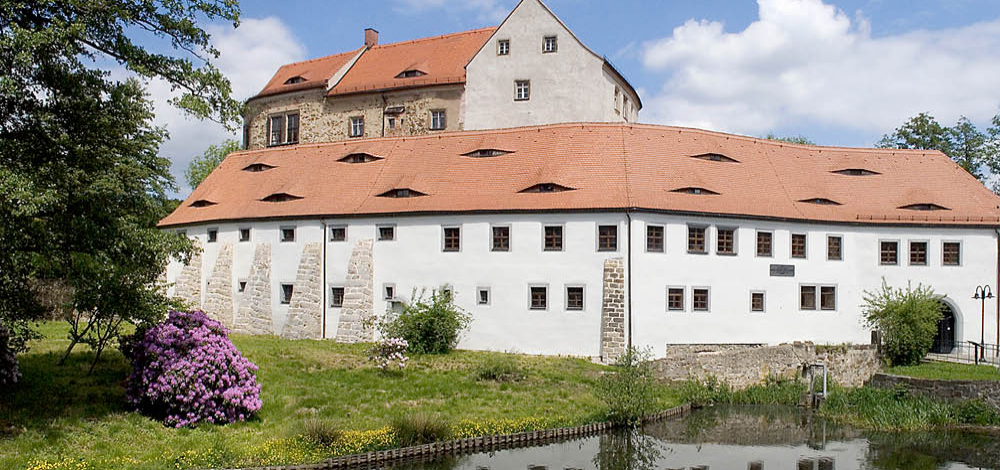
393, 0, 514, 22
639, 0, 1000, 138
142, 17, 306, 196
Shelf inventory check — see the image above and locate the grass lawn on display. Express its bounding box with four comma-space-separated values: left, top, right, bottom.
0, 322, 681, 470
885, 361, 1000, 381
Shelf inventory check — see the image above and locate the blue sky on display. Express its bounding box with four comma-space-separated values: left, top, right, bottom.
145, 0, 1000, 195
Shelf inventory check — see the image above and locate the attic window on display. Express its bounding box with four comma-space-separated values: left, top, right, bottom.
378, 188, 426, 198
671, 187, 719, 195
691, 153, 739, 163
338, 153, 383, 164
395, 69, 426, 79
189, 200, 217, 208
899, 203, 950, 211
283, 76, 306, 85
261, 193, 303, 203
833, 168, 881, 176
799, 198, 842, 206
462, 149, 512, 158
519, 183, 574, 193
242, 163, 276, 172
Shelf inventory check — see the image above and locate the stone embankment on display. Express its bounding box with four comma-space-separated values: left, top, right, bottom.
868, 373, 1000, 410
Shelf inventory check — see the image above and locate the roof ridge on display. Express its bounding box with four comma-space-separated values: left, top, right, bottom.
369, 26, 497, 51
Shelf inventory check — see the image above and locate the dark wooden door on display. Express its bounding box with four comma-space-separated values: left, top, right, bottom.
931, 302, 956, 354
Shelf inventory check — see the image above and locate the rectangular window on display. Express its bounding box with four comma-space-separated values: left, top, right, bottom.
268, 112, 298, 146
387, 117, 395, 129
497, 39, 510, 55
623, 97, 630, 121
646, 225, 664, 252
692, 288, 710, 312
443, 226, 461, 252
751, 292, 765, 312
909, 241, 928, 266
543, 35, 557, 53
492, 226, 510, 252
280, 226, 295, 243
239, 228, 251, 242
269, 115, 284, 145
791, 233, 807, 258
515, 80, 530, 101
614, 87, 621, 113
757, 231, 773, 257
943, 241, 961, 266
280, 283, 294, 305
827, 235, 842, 260
238, 280, 247, 293
820, 286, 836, 310
544, 225, 563, 251
430, 110, 446, 130
598, 225, 617, 251
688, 226, 706, 253
530, 286, 547, 310
383, 283, 395, 300
880, 241, 898, 265
207, 228, 218, 243
329, 226, 346, 242
378, 225, 395, 241
285, 113, 299, 143
800, 285, 817, 310
349, 116, 364, 137
566, 286, 584, 311
330, 287, 345, 308
477, 287, 490, 305
717, 228, 735, 255
667, 288, 685, 311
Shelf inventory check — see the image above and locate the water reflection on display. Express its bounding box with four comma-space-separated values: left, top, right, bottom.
385, 405, 1000, 470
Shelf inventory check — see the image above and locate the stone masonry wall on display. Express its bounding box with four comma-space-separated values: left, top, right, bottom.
173, 240, 202, 309
282, 242, 324, 339
233, 243, 275, 335
653, 343, 881, 388
600, 257, 626, 363
335, 239, 374, 343
203, 242, 234, 329
245, 86, 464, 150
869, 373, 1000, 411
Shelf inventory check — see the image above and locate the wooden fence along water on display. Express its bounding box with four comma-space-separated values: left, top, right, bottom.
244, 403, 692, 470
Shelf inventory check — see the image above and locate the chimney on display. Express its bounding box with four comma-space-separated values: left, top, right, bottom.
364, 28, 379, 48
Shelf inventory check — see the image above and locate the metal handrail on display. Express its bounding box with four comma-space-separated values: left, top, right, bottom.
925, 340, 1000, 370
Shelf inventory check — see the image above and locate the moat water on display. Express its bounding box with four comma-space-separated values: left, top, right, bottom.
385, 405, 1000, 470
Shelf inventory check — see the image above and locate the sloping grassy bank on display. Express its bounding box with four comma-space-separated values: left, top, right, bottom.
0, 322, 681, 470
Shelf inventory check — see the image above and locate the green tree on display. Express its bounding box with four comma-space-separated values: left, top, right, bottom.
185, 139, 240, 189
0, 0, 242, 368
861, 281, 943, 366
876, 112, 953, 154
764, 133, 816, 145
877, 112, 1000, 184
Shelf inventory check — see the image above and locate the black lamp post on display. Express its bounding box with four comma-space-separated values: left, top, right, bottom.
973, 285, 993, 361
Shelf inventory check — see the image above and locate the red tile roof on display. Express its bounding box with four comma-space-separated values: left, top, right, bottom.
255, 49, 361, 98
160, 123, 1000, 228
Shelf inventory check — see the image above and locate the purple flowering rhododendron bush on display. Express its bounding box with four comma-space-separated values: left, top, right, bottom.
124, 310, 262, 427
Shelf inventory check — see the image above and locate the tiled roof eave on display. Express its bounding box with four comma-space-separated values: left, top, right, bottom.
327, 78, 466, 97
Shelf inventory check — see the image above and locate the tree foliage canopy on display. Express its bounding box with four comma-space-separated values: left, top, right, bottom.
764, 133, 816, 145
185, 139, 239, 189
861, 281, 943, 366
0, 0, 242, 356
877, 112, 1000, 186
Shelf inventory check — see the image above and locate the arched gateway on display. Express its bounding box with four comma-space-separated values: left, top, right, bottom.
931, 301, 957, 354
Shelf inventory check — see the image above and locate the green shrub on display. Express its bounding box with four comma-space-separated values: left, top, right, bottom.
384, 287, 471, 355
861, 280, 943, 366
475, 354, 524, 382
678, 375, 806, 406
392, 412, 453, 446
300, 417, 342, 446
595, 348, 658, 426
952, 399, 1000, 426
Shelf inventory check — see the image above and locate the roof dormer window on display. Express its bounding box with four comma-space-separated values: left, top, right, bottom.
261, 193, 303, 203
519, 183, 574, 193
691, 153, 739, 163
338, 153, 383, 163
395, 69, 426, 79
189, 199, 217, 208
833, 168, 881, 176
378, 188, 426, 198
671, 187, 719, 195
242, 163, 276, 172
799, 198, 842, 206
462, 149, 513, 158
899, 203, 949, 211
283, 76, 306, 85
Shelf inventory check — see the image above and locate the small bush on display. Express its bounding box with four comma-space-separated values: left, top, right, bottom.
392, 412, 453, 446
384, 287, 471, 354
125, 310, 262, 427
952, 399, 1000, 426
301, 417, 342, 446
0, 325, 19, 386
475, 354, 524, 382
368, 337, 409, 372
595, 347, 658, 426
861, 280, 943, 366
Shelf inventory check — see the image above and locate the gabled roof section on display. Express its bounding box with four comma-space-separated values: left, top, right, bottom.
327, 28, 496, 97
255, 49, 363, 98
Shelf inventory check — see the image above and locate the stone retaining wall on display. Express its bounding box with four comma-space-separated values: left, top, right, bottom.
233, 243, 275, 335
599, 258, 626, 363
203, 243, 235, 329
282, 242, 324, 339
867, 372, 1000, 410
335, 239, 375, 343
174, 241, 202, 309
653, 343, 881, 388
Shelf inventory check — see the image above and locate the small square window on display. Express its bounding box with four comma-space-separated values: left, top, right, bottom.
280, 226, 295, 242
349, 116, 364, 138
207, 228, 218, 243
750, 292, 765, 312
329, 226, 346, 242
430, 110, 446, 131
566, 286, 584, 311
477, 287, 490, 306
542, 35, 557, 53
378, 225, 395, 241
497, 39, 510, 56
800, 285, 817, 310
757, 231, 773, 257
909, 241, 928, 266
692, 288, 710, 311
443, 226, 461, 252
827, 236, 842, 260
880, 241, 898, 265
646, 225, 664, 252
667, 288, 685, 311
717, 228, 735, 255
598, 225, 617, 251
943, 241, 961, 266
688, 226, 706, 253
791, 233, 807, 258
238, 280, 247, 293
820, 286, 836, 310
330, 287, 345, 308
543, 225, 563, 251
515, 80, 530, 101
383, 283, 395, 300
530, 286, 547, 310
280, 283, 294, 305
239, 228, 251, 242
492, 226, 510, 252
387, 117, 396, 129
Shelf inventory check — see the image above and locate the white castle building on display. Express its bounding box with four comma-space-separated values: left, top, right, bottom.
161, 0, 1000, 361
